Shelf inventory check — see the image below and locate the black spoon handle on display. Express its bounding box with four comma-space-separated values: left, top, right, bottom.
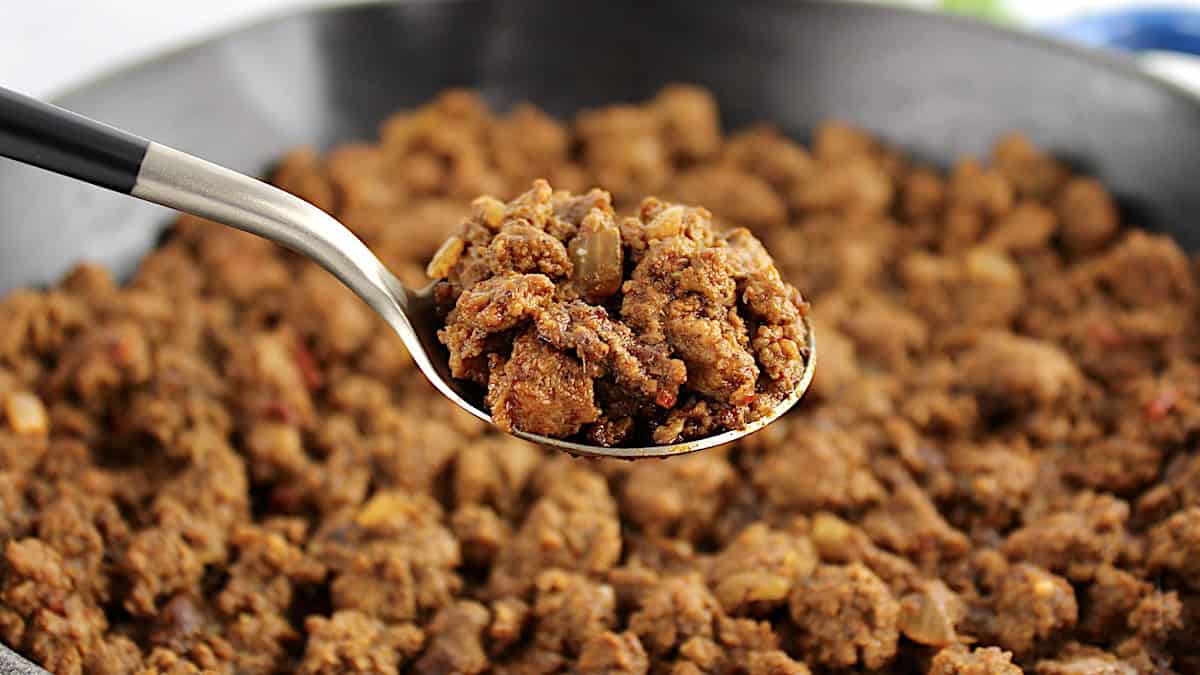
0, 85, 150, 193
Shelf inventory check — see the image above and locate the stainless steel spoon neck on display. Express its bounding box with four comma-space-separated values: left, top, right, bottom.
134, 142, 413, 324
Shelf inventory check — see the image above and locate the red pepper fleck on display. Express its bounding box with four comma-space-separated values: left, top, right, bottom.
43, 591, 66, 616
291, 340, 323, 390
271, 483, 306, 512
1089, 321, 1124, 348
1146, 388, 1178, 421
262, 400, 298, 424
106, 334, 135, 367
655, 389, 677, 408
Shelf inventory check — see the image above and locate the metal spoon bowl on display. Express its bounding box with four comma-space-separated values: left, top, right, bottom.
0, 86, 815, 459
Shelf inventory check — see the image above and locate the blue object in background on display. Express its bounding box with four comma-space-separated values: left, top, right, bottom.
1042, 7, 1200, 56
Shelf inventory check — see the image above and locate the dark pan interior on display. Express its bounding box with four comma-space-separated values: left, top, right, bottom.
2, 0, 1200, 671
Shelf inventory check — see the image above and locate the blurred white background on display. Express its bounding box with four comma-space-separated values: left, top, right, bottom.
4, 0, 1200, 99
2, 0, 341, 98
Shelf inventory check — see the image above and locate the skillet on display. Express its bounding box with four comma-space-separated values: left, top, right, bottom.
2, 0, 1200, 671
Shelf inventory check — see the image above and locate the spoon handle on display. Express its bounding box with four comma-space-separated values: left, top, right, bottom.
0, 85, 412, 333
0, 85, 149, 192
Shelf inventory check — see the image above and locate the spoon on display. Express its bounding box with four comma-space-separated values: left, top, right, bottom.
0, 86, 815, 459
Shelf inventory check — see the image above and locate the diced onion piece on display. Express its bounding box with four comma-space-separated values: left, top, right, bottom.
426, 235, 466, 280
569, 210, 623, 302
5, 391, 48, 435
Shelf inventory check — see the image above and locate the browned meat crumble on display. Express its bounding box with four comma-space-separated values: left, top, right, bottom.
430, 180, 810, 445
0, 85, 1197, 674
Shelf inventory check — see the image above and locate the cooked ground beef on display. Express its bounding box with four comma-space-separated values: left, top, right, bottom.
1, 85, 1198, 674
432, 180, 810, 445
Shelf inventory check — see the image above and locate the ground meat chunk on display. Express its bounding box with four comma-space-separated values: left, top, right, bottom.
86, 636, 144, 675
437, 181, 808, 445
791, 154, 893, 216
440, 273, 555, 384
298, 611, 424, 675
451, 435, 542, 516
1138, 452, 1200, 522
488, 223, 573, 277
320, 492, 462, 623
862, 478, 971, 567
707, 523, 817, 615
227, 610, 303, 675
1002, 493, 1128, 581
900, 247, 1024, 329
451, 504, 510, 568
2, 539, 74, 637
1056, 178, 1119, 254
1128, 590, 1183, 643
653, 85, 721, 162
529, 570, 616, 655
487, 596, 529, 654
983, 563, 1077, 655
929, 645, 1022, 675
1100, 232, 1195, 309
486, 329, 599, 437
575, 631, 649, 675
122, 528, 206, 617
1078, 565, 1148, 640
987, 200, 1057, 252
806, 319, 857, 399
535, 301, 685, 415
488, 465, 621, 598
0, 472, 31, 545
0, 289, 88, 363
577, 105, 671, 204
949, 160, 1014, 218
991, 132, 1068, 200
489, 104, 574, 193
226, 329, 316, 427
47, 321, 152, 404
667, 166, 786, 232
1035, 644, 1138, 675
902, 167, 947, 222
959, 331, 1082, 407
751, 426, 885, 512
415, 601, 491, 675
672, 617, 810, 675
620, 451, 734, 540
628, 574, 721, 656
1146, 507, 1200, 588
834, 293, 928, 369
216, 525, 326, 614
378, 89, 503, 200
1063, 434, 1162, 494
943, 440, 1039, 530
788, 563, 900, 669
721, 126, 814, 192
33, 486, 127, 602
